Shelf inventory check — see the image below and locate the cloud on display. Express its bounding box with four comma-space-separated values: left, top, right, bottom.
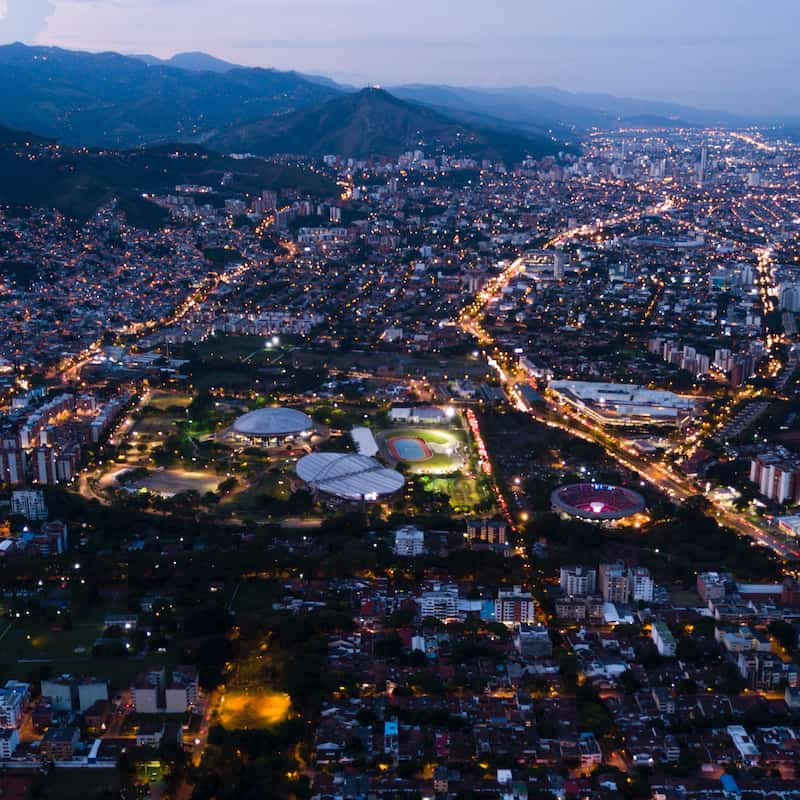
0, 0, 55, 42
22, 0, 800, 116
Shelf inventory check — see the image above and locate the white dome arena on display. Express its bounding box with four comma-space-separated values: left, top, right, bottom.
232, 407, 314, 441
296, 452, 405, 500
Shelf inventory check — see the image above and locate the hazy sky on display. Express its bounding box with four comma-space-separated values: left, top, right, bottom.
1, 0, 798, 116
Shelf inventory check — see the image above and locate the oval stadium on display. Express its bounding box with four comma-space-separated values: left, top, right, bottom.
231, 407, 314, 445
551, 483, 646, 521
296, 452, 405, 501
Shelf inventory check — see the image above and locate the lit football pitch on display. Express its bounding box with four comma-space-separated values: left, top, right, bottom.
381, 427, 465, 473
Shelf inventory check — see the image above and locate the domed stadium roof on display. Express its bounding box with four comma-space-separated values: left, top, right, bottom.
296, 452, 405, 500
232, 407, 313, 438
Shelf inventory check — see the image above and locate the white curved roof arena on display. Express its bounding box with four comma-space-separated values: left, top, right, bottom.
232, 407, 314, 437
296, 452, 405, 500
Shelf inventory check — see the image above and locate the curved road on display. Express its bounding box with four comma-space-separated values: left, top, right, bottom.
459, 199, 800, 562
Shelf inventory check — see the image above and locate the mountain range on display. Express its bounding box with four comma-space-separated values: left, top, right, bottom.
0, 42, 758, 163
389, 84, 745, 134
130, 51, 748, 129
132, 50, 342, 90
0, 42, 338, 148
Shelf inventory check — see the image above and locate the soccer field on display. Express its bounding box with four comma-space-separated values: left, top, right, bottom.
380, 426, 466, 474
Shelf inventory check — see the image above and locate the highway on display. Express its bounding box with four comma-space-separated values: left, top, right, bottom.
528, 398, 800, 560
458, 206, 800, 562
50, 247, 276, 385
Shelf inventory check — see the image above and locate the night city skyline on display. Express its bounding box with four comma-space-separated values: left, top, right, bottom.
2, 4, 800, 800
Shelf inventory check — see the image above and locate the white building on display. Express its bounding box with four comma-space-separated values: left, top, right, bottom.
651, 621, 677, 657
40, 678, 75, 712
10, 490, 48, 521
78, 680, 109, 712
0, 683, 28, 728
628, 567, 655, 603
393, 526, 426, 556
559, 566, 597, 597
419, 585, 459, 621
727, 725, 760, 767
495, 587, 537, 626
133, 686, 160, 714
165, 685, 192, 714
132, 667, 166, 714
548, 380, 695, 428
0, 449, 26, 487
0, 728, 19, 759
388, 406, 449, 425
165, 666, 199, 713
351, 426, 379, 457
749, 449, 800, 504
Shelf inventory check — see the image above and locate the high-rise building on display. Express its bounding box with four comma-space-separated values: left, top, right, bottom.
77, 680, 109, 712
262, 190, 277, 212
559, 566, 597, 597
30, 521, 68, 557
495, 586, 537, 625
467, 519, 507, 545
698, 146, 708, 183
41, 677, 108, 712
0, 449, 26, 486
780, 284, 800, 312
32, 447, 58, 485
393, 526, 426, 556
0, 728, 19, 760
697, 572, 733, 604
599, 563, 630, 604
10, 490, 48, 521
628, 567, 655, 603
56, 446, 79, 483
749, 448, 800, 503
40, 678, 74, 712
714, 348, 733, 372
419, 585, 459, 621
0, 682, 28, 728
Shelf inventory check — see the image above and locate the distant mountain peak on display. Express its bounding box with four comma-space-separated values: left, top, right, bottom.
208, 86, 562, 162
149, 51, 238, 73
347, 86, 416, 108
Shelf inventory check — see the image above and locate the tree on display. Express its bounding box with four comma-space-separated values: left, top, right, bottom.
218, 477, 238, 494
769, 620, 798, 653
676, 636, 701, 663
718, 662, 747, 695
558, 652, 579, 685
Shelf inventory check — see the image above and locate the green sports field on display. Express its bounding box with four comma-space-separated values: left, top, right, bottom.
378, 426, 466, 474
